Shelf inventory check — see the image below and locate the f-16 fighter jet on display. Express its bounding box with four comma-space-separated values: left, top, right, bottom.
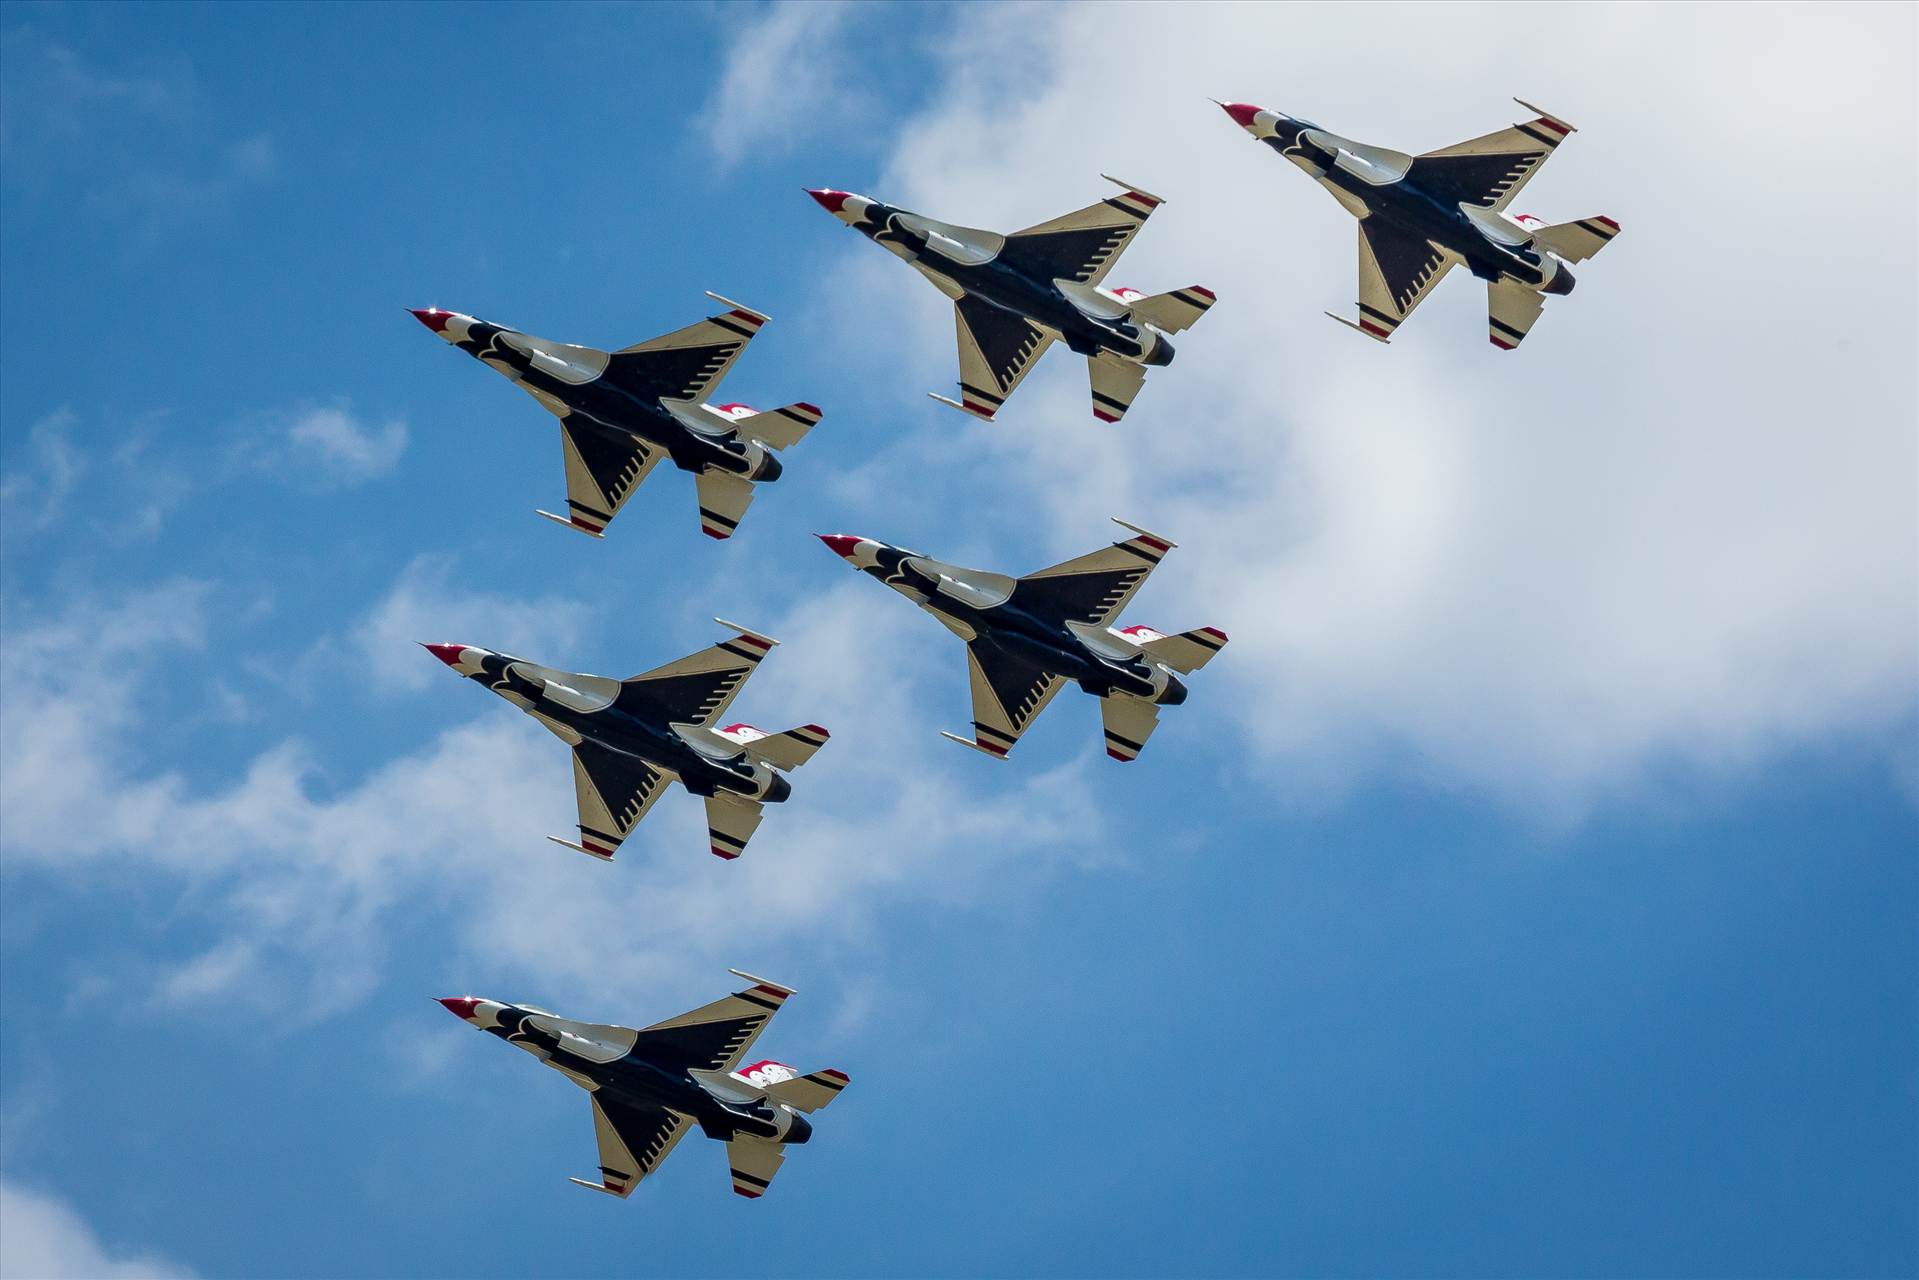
437, 971, 848, 1199
1217, 99, 1619, 349
410, 295, 821, 539
805, 180, 1215, 423
818, 521, 1226, 761
422, 621, 827, 862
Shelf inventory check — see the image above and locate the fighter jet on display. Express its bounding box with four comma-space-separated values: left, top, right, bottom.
437, 971, 848, 1199
410, 295, 821, 539
818, 521, 1226, 761
805, 180, 1215, 423
1217, 98, 1619, 349
422, 621, 827, 863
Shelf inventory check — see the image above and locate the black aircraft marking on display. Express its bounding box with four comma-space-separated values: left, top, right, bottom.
1361, 221, 1448, 314
604, 341, 743, 402
998, 222, 1133, 285
956, 295, 1047, 394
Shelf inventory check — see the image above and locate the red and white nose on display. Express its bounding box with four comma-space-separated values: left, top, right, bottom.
420, 642, 486, 674
408, 307, 471, 341
805, 188, 873, 224
1216, 101, 1278, 136
437, 996, 505, 1027
816, 533, 880, 569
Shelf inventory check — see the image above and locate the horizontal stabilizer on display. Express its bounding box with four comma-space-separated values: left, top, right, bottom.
1118, 624, 1229, 673
695, 468, 756, 540
727, 1135, 785, 1199
1487, 280, 1547, 350
764, 1069, 850, 1114
730, 401, 822, 451
705, 793, 764, 861
1100, 694, 1162, 763
714, 722, 830, 770
1088, 354, 1147, 424
1529, 215, 1620, 264
1124, 285, 1217, 335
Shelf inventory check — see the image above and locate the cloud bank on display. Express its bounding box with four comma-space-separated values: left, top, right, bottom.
0, 1181, 193, 1280
799, 1, 1917, 813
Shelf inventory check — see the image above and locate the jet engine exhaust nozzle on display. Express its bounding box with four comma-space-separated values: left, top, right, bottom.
762, 774, 792, 804
1543, 265, 1577, 297
1156, 673, 1189, 707
1142, 334, 1176, 368
783, 1112, 814, 1145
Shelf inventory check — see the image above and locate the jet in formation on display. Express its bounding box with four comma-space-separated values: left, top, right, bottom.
1217, 98, 1619, 349
818, 521, 1226, 761
806, 180, 1215, 424
422, 622, 826, 863
438, 971, 847, 1199
410, 295, 820, 539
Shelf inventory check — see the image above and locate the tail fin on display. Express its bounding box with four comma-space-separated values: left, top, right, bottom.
713, 722, 830, 770
762, 1068, 850, 1114
1529, 216, 1620, 264
1124, 285, 1217, 335
726, 402, 823, 451
1118, 624, 1229, 673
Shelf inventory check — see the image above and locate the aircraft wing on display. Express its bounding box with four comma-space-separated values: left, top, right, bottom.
1010, 520, 1173, 628
630, 972, 794, 1073
1406, 100, 1576, 212
1486, 280, 1547, 350
564, 743, 674, 860
1337, 219, 1455, 343
544, 422, 662, 537
943, 295, 1053, 421
604, 296, 768, 403
614, 621, 776, 728
997, 180, 1163, 287
726, 1135, 787, 1199
942, 644, 1067, 760
570, 1095, 693, 1197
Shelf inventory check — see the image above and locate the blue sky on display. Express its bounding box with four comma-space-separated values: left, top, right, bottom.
1, 3, 1914, 1277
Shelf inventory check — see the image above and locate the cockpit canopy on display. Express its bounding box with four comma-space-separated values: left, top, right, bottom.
908, 557, 1015, 608
526, 1013, 637, 1063
501, 331, 611, 385
895, 213, 1004, 266
506, 661, 619, 712
1302, 128, 1413, 184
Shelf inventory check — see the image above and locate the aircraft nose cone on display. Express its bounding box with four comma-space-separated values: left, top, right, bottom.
817, 533, 863, 560
437, 996, 481, 1021
805, 188, 851, 214
1217, 102, 1264, 128
409, 307, 452, 333
421, 642, 467, 668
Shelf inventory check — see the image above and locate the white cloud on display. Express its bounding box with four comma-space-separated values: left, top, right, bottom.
348, 555, 591, 692
808, 2, 1918, 812
0, 410, 84, 534
699, 2, 862, 171
0, 1181, 193, 1279
0, 31, 274, 238
0, 572, 1111, 1019
281, 403, 407, 484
